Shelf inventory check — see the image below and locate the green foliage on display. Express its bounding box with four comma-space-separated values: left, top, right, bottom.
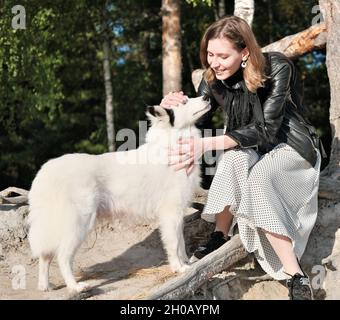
186, 0, 213, 7
0, 1, 106, 188
0, 0, 331, 188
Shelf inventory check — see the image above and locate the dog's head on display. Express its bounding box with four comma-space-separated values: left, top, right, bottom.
146, 96, 211, 129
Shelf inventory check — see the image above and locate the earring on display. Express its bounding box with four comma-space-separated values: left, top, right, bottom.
241, 60, 247, 68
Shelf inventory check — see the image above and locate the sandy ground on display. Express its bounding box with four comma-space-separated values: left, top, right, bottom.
0, 213, 291, 300
0, 220, 180, 300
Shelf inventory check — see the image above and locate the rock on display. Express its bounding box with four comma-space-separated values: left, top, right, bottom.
0, 204, 29, 253
300, 200, 340, 299
187, 199, 340, 300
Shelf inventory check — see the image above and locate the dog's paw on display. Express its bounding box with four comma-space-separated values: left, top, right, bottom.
170, 263, 191, 273
68, 281, 91, 293
189, 255, 199, 264
38, 282, 55, 292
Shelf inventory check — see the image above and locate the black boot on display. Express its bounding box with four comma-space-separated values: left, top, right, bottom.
190, 231, 229, 262
286, 273, 313, 300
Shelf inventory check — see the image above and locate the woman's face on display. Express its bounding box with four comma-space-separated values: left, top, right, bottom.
207, 38, 249, 80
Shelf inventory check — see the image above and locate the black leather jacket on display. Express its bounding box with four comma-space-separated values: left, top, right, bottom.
197, 52, 323, 167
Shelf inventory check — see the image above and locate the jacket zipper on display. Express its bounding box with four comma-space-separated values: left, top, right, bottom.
286, 122, 318, 150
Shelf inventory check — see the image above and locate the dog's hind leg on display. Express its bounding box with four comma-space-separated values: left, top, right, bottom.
159, 209, 189, 273
38, 253, 54, 291
57, 238, 91, 293
178, 224, 189, 264
57, 219, 94, 293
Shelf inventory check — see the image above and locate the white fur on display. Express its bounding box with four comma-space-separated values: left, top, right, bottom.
28, 96, 211, 293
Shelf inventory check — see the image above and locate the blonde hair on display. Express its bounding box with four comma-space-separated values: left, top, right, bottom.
200, 16, 266, 93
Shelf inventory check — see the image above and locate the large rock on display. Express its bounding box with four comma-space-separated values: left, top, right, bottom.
301, 200, 340, 299
0, 204, 29, 254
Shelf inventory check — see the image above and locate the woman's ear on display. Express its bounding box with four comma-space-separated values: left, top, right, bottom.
242, 47, 250, 60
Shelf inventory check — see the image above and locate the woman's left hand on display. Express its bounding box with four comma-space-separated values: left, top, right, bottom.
168, 137, 205, 175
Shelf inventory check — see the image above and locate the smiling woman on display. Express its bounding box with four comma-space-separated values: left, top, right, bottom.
199, 15, 267, 93
160, 15, 324, 300
206, 38, 245, 80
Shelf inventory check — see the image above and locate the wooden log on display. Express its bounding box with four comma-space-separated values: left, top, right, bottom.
0, 187, 29, 204
262, 22, 327, 59
145, 234, 247, 300
318, 175, 340, 200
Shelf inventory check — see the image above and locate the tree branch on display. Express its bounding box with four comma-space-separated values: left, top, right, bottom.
145, 234, 247, 299
262, 22, 326, 59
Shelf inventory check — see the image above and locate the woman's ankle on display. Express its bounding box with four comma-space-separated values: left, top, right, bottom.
214, 228, 228, 238
283, 267, 305, 277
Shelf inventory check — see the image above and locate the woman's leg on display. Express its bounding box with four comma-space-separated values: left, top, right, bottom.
263, 230, 314, 300
195, 149, 259, 261
191, 206, 234, 261
262, 230, 303, 276
215, 205, 234, 237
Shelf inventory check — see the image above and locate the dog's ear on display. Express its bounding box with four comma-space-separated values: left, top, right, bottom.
146, 106, 174, 126
146, 106, 162, 118
164, 107, 175, 126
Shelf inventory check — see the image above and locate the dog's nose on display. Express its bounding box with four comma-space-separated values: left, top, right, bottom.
202, 94, 210, 102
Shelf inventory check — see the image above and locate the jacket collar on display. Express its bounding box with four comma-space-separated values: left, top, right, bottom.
221, 67, 244, 91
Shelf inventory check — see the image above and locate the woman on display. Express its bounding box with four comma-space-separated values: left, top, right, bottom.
161, 16, 324, 300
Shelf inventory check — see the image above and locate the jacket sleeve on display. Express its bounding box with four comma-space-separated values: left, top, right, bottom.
195, 78, 219, 130
261, 57, 292, 141
226, 55, 292, 148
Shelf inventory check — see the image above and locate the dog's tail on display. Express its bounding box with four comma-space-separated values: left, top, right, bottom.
27, 179, 79, 258
28, 201, 90, 258
27, 155, 98, 260
27, 201, 68, 258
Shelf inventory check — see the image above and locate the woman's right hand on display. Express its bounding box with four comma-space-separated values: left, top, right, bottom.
160, 91, 188, 108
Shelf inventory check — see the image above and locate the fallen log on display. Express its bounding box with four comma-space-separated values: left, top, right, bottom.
0, 187, 29, 205
145, 234, 246, 300
262, 22, 326, 59
318, 175, 340, 201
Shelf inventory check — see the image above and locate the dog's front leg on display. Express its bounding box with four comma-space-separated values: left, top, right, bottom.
158, 210, 190, 273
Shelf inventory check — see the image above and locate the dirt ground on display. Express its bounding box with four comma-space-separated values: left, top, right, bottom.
0, 213, 290, 300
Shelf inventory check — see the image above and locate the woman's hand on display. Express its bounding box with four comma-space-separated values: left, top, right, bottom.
168, 137, 205, 175
160, 91, 188, 108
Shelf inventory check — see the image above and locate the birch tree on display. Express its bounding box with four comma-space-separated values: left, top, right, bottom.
213, 0, 226, 20
102, 4, 115, 152
103, 38, 115, 152
234, 0, 254, 27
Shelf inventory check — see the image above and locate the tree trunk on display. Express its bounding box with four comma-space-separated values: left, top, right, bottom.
162, 0, 182, 96
267, 0, 274, 44
213, 0, 226, 20
319, 0, 340, 178
234, 0, 254, 27
103, 39, 115, 152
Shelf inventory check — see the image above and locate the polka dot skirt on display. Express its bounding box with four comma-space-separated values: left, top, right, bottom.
201, 143, 321, 280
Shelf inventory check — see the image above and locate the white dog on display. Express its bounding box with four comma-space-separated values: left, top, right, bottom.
28, 96, 211, 293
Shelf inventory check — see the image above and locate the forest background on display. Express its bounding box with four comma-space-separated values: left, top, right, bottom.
0, 0, 330, 190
